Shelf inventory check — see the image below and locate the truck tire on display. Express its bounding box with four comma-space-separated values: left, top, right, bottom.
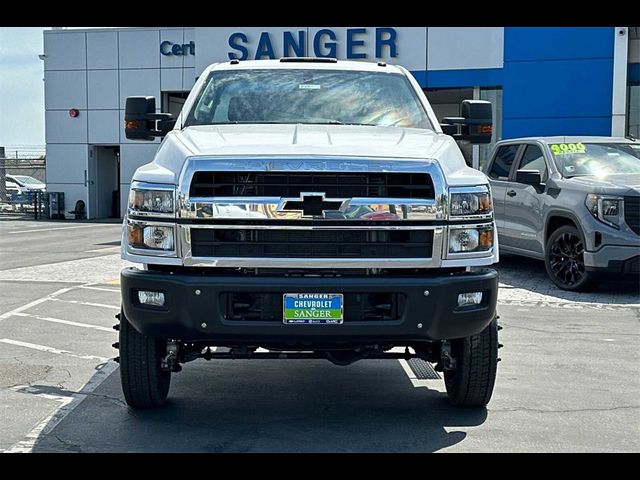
545, 225, 595, 292
444, 317, 498, 407
119, 309, 171, 409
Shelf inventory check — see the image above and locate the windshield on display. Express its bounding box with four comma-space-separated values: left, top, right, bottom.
185, 69, 432, 129
11, 175, 43, 186
549, 142, 640, 178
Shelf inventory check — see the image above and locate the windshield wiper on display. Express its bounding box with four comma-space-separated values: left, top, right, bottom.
213, 121, 284, 124
195, 121, 379, 126
306, 121, 378, 126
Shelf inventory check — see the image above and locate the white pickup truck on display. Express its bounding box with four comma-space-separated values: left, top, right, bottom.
116, 58, 501, 409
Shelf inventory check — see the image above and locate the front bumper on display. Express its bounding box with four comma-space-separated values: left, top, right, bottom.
584, 246, 640, 280
121, 268, 498, 344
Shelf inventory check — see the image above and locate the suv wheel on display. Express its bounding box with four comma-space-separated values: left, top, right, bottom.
118, 308, 171, 408
444, 317, 498, 407
545, 225, 595, 292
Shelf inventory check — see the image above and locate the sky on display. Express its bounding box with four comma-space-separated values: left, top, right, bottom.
0, 27, 48, 149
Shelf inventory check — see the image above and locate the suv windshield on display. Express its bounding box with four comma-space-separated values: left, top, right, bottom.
10, 175, 42, 186
549, 142, 640, 178
184, 69, 432, 129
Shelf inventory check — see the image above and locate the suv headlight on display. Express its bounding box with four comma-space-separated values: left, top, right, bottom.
128, 182, 175, 217
449, 225, 494, 254
449, 186, 492, 218
126, 182, 177, 256
128, 221, 175, 251
585, 194, 623, 229
126, 219, 176, 256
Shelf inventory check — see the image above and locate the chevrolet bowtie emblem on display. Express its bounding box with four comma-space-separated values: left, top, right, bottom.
277, 193, 350, 217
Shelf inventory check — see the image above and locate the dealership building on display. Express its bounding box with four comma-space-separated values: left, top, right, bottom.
42, 26, 640, 219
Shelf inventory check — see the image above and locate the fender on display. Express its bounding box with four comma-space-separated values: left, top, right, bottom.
544, 209, 588, 249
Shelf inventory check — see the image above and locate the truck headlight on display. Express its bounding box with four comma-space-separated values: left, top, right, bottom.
128, 222, 175, 251
128, 182, 175, 217
449, 226, 494, 253
449, 186, 492, 218
585, 194, 623, 229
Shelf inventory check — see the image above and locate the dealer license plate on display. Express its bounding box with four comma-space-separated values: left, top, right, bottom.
283, 293, 344, 324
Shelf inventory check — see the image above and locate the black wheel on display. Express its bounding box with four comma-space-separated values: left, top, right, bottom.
545, 225, 595, 292
118, 308, 171, 409
444, 318, 498, 407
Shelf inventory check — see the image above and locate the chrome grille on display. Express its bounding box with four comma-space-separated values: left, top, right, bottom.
189, 171, 434, 199
624, 196, 640, 235
178, 156, 449, 268
190, 227, 434, 259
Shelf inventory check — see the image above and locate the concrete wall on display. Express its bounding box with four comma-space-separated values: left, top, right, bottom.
43, 27, 195, 218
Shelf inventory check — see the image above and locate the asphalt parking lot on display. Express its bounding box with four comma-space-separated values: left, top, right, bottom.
0, 218, 638, 452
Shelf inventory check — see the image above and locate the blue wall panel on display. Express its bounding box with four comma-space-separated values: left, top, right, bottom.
503, 116, 613, 139
504, 27, 616, 62
503, 58, 614, 118
502, 27, 615, 139
409, 70, 427, 88
629, 63, 640, 84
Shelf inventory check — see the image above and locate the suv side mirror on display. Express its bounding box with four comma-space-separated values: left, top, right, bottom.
124, 96, 175, 141
441, 100, 493, 144
515, 169, 542, 186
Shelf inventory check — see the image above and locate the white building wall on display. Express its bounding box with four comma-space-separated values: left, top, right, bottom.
427, 27, 504, 70
86, 31, 118, 69
44, 27, 195, 218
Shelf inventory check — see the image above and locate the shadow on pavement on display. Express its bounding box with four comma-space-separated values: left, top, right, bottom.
496, 253, 639, 304
0, 217, 123, 224
30, 359, 487, 452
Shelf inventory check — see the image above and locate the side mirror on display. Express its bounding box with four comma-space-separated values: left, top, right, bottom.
441, 100, 493, 144
515, 169, 542, 186
440, 124, 457, 136
124, 96, 175, 141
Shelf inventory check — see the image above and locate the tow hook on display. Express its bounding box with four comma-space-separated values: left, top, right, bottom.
440, 340, 457, 371
161, 340, 182, 372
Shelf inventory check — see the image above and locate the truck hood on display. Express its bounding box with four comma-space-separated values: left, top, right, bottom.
176, 124, 448, 159
565, 174, 640, 195
134, 124, 488, 187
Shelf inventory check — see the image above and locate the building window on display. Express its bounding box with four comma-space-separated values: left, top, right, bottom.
479, 88, 503, 171
627, 27, 639, 139
628, 85, 639, 139
425, 88, 474, 165
425, 87, 502, 169
162, 92, 189, 118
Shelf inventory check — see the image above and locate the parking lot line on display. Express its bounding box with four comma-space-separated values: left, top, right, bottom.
0, 338, 109, 362
48, 297, 119, 310
0, 286, 75, 321
4, 388, 77, 453
8, 224, 116, 235
78, 286, 120, 293
11, 312, 114, 333
5, 361, 119, 453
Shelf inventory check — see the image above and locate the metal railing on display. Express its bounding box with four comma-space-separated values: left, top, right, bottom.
1, 148, 48, 219
0, 191, 49, 219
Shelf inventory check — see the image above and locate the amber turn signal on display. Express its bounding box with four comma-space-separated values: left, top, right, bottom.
128, 224, 143, 246
479, 227, 494, 249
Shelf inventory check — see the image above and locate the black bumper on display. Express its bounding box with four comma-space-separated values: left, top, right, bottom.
586, 255, 640, 281
121, 268, 498, 344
